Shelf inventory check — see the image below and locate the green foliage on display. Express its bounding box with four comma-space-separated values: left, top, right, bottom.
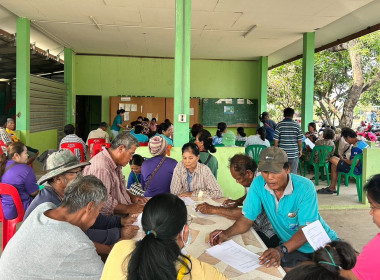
268, 30, 380, 126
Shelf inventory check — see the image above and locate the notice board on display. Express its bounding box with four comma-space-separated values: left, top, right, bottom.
109, 96, 166, 127
109, 96, 200, 127
202, 98, 258, 127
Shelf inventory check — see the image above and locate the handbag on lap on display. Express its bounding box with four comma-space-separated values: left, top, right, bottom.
129, 156, 167, 196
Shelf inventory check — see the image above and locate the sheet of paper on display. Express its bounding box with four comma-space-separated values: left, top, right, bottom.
124, 112, 129, 121
118, 103, 125, 110
180, 197, 195, 205
246, 99, 253, 104
121, 97, 131, 101
302, 220, 331, 250
225, 99, 233, 104
237, 99, 245, 104
206, 240, 260, 273
125, 104, 131, 111
132, 213, 142, 228
305, 138, 315, 149
190, 108, 194, 116
131, 104, 137, 111
147, 113, 153, 120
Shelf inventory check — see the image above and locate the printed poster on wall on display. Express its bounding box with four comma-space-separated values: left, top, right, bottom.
118, 103, 125, 110
131, 104, 137, 111
224, 106, 234, 114
124, 112, 130, 121
125, 104, 131, 111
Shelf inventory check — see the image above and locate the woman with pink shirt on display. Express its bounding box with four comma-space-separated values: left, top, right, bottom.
340, 174, 380, 280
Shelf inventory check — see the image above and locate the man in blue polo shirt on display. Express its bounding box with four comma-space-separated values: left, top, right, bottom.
209, 147, 338, 271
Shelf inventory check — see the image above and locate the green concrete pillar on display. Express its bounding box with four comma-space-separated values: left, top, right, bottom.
301, 32, 315, 131
16, 18, 31, 144
64, 48, 73, 124
258, 56, 268, 114
173, 0, 191, 147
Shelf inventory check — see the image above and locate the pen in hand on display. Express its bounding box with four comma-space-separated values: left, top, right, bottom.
206, 230, 223, 245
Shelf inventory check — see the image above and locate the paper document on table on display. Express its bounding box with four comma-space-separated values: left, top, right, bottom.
180, 197, 195, 205
206, 240, 260, 273
305, 138, 315, 149
302, 220, 331, 250
132, 213, 142, 228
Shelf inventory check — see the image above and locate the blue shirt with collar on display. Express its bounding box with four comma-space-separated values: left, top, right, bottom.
242, 173, 338, 253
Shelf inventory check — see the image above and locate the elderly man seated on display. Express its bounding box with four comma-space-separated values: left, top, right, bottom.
24, 150, 138, 254
84, 131, 147, 216
0, 175, 106, 279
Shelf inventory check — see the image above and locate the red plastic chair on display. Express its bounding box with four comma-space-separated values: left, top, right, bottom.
93, 143, 111, 157
0, 140, 7, 155
0, 183, 25, 250
88, 138, 106, 158
60, 142, 85, 163
139, 142, 148, 146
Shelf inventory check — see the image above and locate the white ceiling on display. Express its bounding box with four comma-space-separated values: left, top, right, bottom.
0, 0, 379, 66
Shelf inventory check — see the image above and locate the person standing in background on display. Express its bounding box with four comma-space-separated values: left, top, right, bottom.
110, 109, 126, 139
273, 108, 303, 174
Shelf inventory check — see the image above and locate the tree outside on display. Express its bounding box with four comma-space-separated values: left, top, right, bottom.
268, 30, 380, 129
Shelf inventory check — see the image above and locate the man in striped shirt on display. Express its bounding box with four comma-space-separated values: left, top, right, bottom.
273, 108, 303, 174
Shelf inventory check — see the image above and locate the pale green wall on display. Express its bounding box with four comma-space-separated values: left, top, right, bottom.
73, 55, 259, 124
28, 129, 58, 153
362, 148, 380, 204
123, 146, 246, 199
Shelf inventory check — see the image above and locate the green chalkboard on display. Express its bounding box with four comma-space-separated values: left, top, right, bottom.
202, 98, 258, 127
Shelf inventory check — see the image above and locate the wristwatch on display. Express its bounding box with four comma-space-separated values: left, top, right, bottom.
279, 244, 288, 255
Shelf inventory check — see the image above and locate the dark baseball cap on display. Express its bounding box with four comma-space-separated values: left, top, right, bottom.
258, 147, 288, 173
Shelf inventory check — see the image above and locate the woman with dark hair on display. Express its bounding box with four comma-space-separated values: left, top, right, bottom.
130, 125, 149, 144
101, 193, 228, 280
336, 174, 380, 279
157, 122, 173, 146
259, 111, 277, 142
127, 154, 144, 189
195, 129, 218, 178
236, 127, 247, 142
149, 117, 157, 133
0, 142, 39, 219
283, 240, 356, 280
244, 127, 270, 148
170, 143, 223, 198
212, 122, 227, 145
305, 122, 319, 142
190, 123, 203, 143
110, 109, 126, 139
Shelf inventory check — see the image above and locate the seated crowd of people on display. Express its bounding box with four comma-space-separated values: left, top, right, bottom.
0, 111, 378, 280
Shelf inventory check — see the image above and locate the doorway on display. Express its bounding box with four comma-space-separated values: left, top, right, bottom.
75, 95, 102, 141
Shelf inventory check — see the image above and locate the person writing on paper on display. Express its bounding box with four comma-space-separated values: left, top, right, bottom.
196, 154, 280, 248
209, 147, 338, 271
101, 193, 229, 280
170, 143, 223, 199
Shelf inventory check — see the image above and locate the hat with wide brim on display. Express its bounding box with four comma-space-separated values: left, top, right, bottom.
37, 150, 90, 185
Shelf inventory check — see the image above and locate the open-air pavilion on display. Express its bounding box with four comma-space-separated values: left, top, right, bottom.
0, 0, 380, 203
